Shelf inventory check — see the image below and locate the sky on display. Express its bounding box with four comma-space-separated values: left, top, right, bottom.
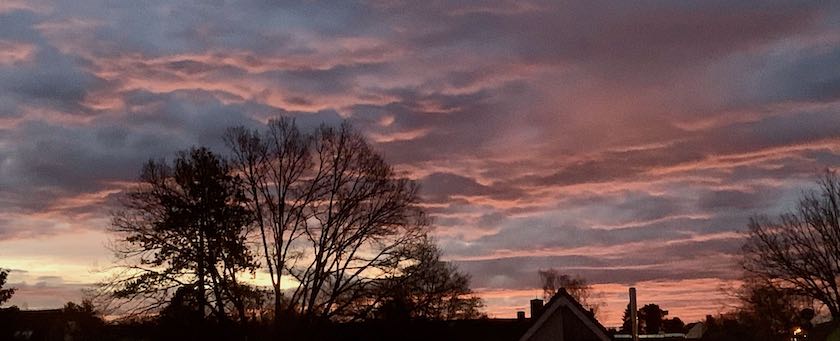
1, 0, 840, 327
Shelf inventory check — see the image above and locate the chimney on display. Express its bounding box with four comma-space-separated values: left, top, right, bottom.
630, 287, 639, 341
517, 311, 526, 320
530, 298, 544, 319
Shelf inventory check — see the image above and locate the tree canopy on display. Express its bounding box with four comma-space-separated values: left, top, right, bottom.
225, 119, 432, 325
638, 303, 667, 334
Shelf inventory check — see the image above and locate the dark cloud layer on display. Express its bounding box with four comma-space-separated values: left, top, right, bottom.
1, 0, 839, 325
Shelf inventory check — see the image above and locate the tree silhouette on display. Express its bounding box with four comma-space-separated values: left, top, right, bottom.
158, 286, 204, 326
102, 147, 256, 323
369, 238, 484, 321
731, 276, 808, 340
661, 317, 684, 334
620, 303, 681, 334
0, 269, 14, 306
157, 286, 206, 338
226, 119, 429, 327
620, 303, 632, 333
62, 300, 105, 340
225, 119, 310, 328
638, 303, 667, 334
742, 169, 840, 320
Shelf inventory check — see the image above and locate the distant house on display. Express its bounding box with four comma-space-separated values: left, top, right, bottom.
610, 321, 705, 340
684, 322, 705, 339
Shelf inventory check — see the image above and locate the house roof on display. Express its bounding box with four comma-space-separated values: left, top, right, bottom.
519, 288, 611, 341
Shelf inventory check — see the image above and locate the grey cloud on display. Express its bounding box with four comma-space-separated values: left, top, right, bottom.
0, 90, 278, 216
700, 110, 840, 155
614, 194, 686, 222
445, 205, 755, 260
6, 280, 88, 309
698, 189, 776, 212
387, 0, 824, 81
40, 0, 371, 57
476, 212, 506, 229
0, 11, 109, 117
420, 172, 493, 202
455, 237, 743, 289
529, 108, 840, 189
418, 172, 528, 211
737, 45, 840, 105
260, 63, 389, 95
35, 275, 62, 283
0, 218, 17, 239
351, 84, 536, 165
536, 159, 647, 187
0, 84, 352, 229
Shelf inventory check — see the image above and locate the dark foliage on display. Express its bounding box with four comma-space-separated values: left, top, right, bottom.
368, 239, 484, 321
0, 268, 14, 306
701, 314, 758, 341
733, 276, 809, 339
619, 303, 632, 333
638, 303, 667, 334
661, 317, 684, 334
620, 303, 684, 335
0, 300, 105, 341
101, 147, 257, 322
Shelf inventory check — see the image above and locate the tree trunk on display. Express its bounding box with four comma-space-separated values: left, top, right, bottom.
197, 232, 208, 319
204, 249, 227, 322
274, 286, 282, 335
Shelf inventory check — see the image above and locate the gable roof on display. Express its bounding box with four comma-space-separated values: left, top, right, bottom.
519, 288, 611, 341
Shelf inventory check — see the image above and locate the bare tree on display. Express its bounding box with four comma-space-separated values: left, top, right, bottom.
102, 147, 256, 322
225, 119, 313, 326
225, 119, 429, 326
538, 268, 600, 314
742, 169, 840, 320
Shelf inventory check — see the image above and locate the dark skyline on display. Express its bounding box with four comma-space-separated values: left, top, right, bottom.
1, 0, 840, 326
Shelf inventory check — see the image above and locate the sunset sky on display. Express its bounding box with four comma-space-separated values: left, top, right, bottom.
1, 0, 840, 327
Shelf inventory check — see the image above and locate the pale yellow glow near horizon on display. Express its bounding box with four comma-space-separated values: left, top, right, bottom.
0, 230, 112, 284
1, 228, 304, 302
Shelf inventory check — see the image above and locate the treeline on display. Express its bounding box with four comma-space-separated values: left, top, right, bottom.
1, 118, 483, 340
